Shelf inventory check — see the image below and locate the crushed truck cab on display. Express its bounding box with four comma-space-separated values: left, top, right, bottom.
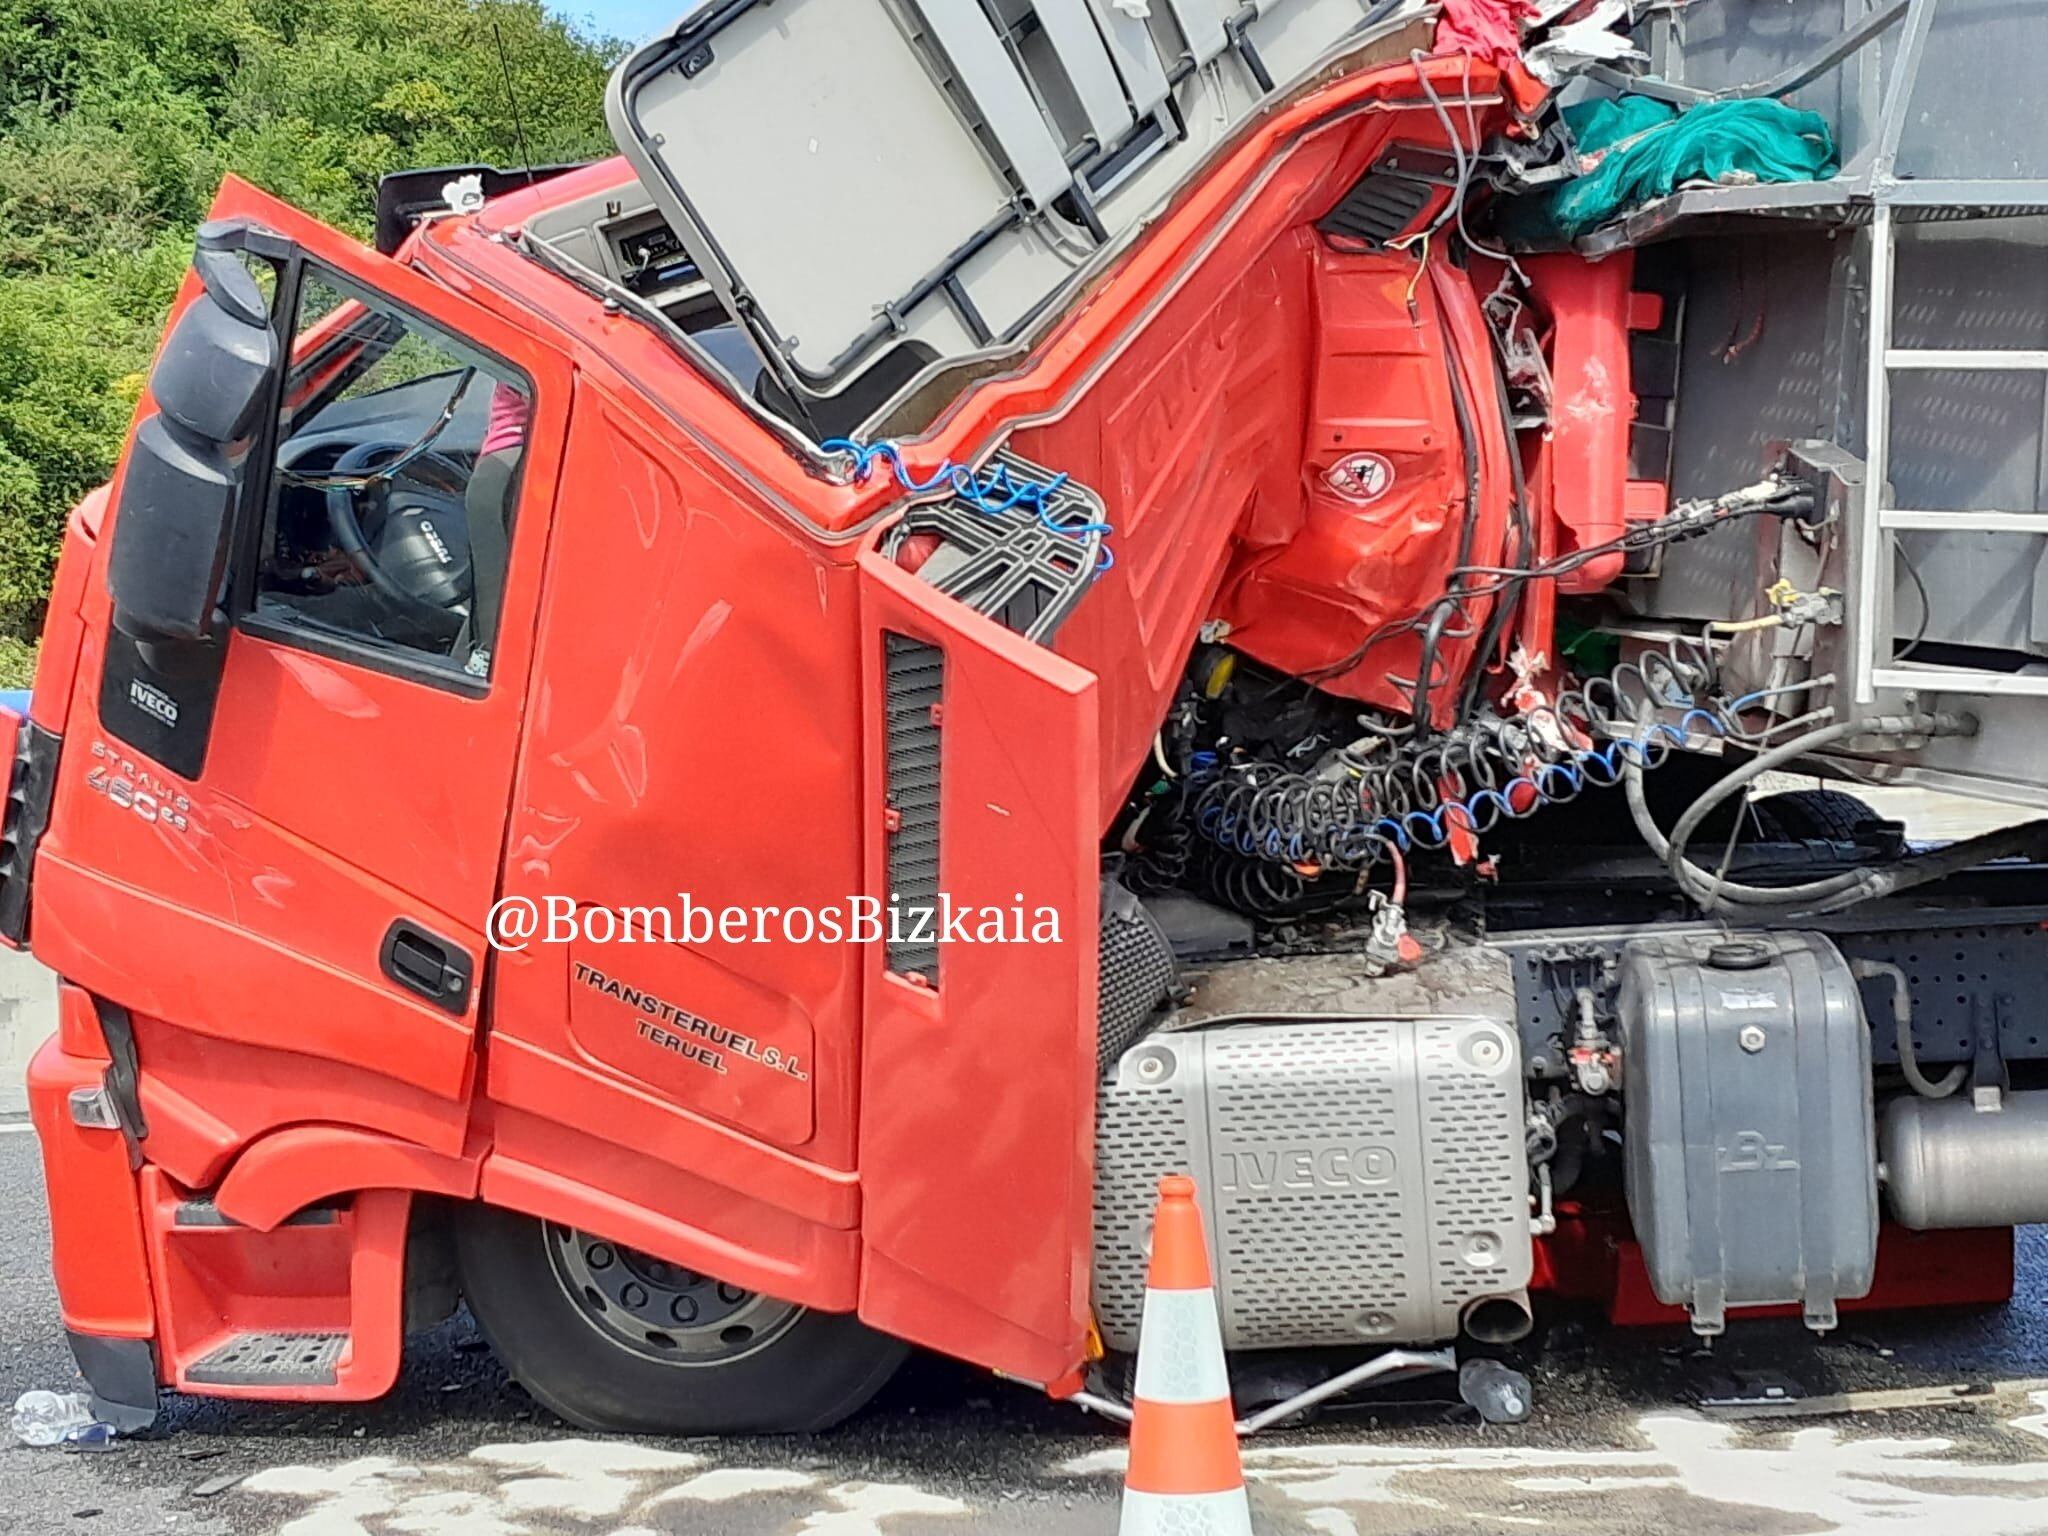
20, 0, 2048, 1434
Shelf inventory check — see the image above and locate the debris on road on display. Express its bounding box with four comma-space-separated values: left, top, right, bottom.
1700, 1378, 2009, 1421
1459, 1359, 1535, 1425
59, 1422, 117, 1453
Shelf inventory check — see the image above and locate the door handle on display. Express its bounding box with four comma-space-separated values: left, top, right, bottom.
379, 919, 474, 1014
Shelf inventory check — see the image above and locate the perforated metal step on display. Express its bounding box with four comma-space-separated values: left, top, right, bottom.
186, 1331, 348, 1387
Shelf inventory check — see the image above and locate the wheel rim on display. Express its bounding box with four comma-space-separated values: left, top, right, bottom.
544, 1224, 803, 1366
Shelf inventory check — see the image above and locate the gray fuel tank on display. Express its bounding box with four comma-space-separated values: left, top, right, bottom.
1617, 931, 1877, 1334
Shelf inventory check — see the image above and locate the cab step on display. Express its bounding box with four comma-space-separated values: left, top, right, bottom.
139, 1170, 411, 1402
185, 1330, 349, 1388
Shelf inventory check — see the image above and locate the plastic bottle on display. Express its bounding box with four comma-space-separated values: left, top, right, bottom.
11, 1390, 99, 1448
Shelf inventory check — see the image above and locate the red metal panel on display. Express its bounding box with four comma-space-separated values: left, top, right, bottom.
27, 493, 100, 738
481, 380, 867, 1250
33, 846, 478, 1105
1535, 1206, 2016, 1323
26, 1037, 155, 1339
31, 175, 575, 1159
1523, 251, 1651, 595
563, 924, 818, 1148
483, 1037, 859, 1231
215, 1126, 480, 1232
1213, 250, 1518, 720
1010, 224, 1318, 817
478, 1120, 861, 1312
142, 1170, 413, 1401
854, 549, 1100, 1384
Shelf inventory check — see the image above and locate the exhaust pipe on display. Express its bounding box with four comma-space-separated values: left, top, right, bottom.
1461, 1290, 1534, 1344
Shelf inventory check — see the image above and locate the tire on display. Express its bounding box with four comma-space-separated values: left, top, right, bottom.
455, 1204, 907, 1434
1752, 788, 1886, 843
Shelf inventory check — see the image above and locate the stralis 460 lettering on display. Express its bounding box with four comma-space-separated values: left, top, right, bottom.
19, 0, 2048, 1438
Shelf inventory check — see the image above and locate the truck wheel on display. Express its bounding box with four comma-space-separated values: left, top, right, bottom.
1752, 788, 1886, 842
455, 1204, 906, 1434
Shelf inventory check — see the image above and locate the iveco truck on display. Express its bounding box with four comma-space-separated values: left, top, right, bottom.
22, 0, 2048, 1435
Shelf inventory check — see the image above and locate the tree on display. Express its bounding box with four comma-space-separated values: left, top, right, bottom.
0, 0, 622, 671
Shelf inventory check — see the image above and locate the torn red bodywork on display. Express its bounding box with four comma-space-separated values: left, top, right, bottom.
11, 26, 1810, 1420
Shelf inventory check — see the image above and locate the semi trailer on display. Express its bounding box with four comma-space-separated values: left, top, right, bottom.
22, 0, 2048, 1436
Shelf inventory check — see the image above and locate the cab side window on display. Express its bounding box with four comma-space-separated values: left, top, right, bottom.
250, 268, 531, 684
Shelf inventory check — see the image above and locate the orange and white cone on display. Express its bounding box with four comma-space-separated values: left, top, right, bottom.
1120, 1174, 1253, 1535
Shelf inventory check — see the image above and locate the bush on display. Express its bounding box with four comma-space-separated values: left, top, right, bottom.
0, 0, 621, 638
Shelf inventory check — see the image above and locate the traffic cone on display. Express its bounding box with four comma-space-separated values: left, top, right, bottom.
1120, 1174, 1253, 1535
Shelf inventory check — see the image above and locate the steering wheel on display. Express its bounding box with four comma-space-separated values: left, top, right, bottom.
323, 440, 473, 609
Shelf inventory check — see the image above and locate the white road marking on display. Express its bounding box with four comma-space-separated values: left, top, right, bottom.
0, 1122, 37, 1136
234, 1394, 2048, 1536
470, 1440, 702, 1520
647, 1467, 817, 1505
242, 1441, 969, 1535
1067, 1396, 2048, 1535
799, 1482, 972, 1532
2011, 1389, 2048, 1444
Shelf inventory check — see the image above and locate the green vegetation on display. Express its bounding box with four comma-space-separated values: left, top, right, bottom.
0, 0, 621, 680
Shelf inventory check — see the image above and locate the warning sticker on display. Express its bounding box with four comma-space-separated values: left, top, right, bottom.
1325, 452, 1397, 505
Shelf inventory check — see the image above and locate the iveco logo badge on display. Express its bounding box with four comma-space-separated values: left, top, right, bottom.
127, 679, 178, 728
1325, 452, 1396, 505
1219, 1144, 1397, 1194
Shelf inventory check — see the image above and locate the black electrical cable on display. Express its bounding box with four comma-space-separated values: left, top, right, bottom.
1459, 355, 1534, 720
1409, 600, 1458, 738
1408, 298, 1490, 733
1300, 480, 1815, 688
1806, 817, 2048, 913
1895, 538, 1932, 661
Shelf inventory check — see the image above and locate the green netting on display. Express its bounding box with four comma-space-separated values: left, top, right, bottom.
1505, 96, 1839, 243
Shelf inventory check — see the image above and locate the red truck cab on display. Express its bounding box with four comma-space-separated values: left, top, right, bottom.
23, 2, 2046, 1437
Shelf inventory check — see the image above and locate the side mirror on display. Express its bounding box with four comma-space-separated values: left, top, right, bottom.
106, 230, 283, 644
100, 223, 291, 779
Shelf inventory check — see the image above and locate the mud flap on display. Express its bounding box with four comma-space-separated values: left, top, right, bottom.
67, 1333, 159, 1433
854, 547, 1100, 1384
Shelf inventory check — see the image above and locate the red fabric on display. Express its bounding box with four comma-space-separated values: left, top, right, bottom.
1502, 59, 1550, 119
479, 381, 531, 456
1435, 0, 1536, 74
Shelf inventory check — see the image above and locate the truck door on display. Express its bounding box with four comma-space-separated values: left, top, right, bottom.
34, 178, 572, 1146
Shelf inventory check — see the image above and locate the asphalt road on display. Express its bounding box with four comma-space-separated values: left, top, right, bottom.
9, 1123, 2048, 1535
